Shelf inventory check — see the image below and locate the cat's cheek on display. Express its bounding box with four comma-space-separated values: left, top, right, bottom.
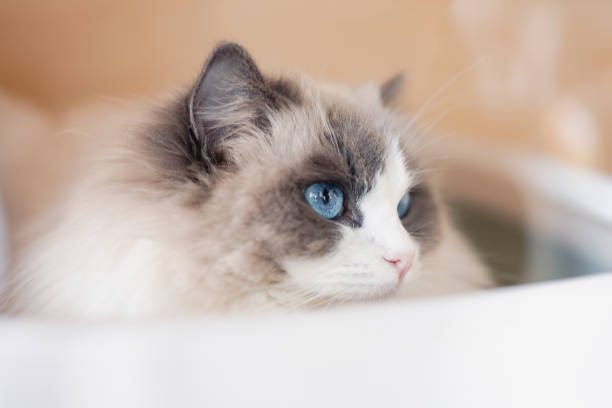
278, 229, 408, 304
396, 249, 425, 292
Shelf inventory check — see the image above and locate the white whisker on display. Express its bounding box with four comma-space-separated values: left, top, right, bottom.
406, 57, 485, 131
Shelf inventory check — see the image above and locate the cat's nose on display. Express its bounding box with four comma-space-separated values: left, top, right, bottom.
383, 252, 413, 282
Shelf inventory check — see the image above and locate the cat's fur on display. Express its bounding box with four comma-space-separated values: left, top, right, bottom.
1, 43, 490, 318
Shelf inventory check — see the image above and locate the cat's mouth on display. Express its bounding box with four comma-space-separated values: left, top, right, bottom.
341, 264, 411, 302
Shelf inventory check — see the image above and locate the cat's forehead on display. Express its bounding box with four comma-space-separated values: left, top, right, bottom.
266, 82, 414, 196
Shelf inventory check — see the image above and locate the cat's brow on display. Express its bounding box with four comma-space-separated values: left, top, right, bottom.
324, 107, 386, 196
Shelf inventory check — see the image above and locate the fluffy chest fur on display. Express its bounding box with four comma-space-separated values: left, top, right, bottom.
1, 43, 491, 318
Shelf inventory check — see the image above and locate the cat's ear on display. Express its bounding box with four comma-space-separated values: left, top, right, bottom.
380, 72, 406, 105
187, 42, 275, 168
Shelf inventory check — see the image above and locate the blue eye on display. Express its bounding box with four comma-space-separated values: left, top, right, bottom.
305, 182, 344, 219
397, 191, 411, 218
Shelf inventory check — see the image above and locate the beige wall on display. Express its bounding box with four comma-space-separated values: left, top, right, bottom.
1, 0, 611, 169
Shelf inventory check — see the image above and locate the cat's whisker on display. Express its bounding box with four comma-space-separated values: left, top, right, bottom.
409, 93, 463, 131
417, 103, 463, 141
405, 57, 485, 131
402, 132, 450, 161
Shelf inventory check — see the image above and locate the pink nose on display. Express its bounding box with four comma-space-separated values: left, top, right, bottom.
384, 253, 413, 282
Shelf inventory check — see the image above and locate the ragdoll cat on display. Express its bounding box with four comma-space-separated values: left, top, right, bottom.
1, 42, 490, 318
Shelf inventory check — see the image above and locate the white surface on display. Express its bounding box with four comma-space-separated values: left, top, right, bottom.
1, 273, 611, 408
1, 153, 611, 407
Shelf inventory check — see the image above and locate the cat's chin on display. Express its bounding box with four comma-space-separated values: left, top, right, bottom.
318, 280, 402, 306
268, 276, 401, 309
345, 285, 401, 303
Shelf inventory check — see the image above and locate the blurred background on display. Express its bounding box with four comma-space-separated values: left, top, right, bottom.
1, 0, 611, 284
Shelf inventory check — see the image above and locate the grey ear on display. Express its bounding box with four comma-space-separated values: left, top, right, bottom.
188, 42, 275, 168
380, 72, 406, 105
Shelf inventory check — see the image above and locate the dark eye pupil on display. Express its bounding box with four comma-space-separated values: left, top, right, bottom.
322, 189, 330, 204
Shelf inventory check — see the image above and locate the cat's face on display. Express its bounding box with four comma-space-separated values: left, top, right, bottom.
146, 43, 440, 307
277, 143, 421, 302
241, 104, 440, 305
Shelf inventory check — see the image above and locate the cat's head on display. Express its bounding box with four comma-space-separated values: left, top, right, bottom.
145, 43, 440, 307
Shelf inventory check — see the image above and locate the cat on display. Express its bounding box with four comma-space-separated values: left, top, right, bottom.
0, 42, 491, 319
